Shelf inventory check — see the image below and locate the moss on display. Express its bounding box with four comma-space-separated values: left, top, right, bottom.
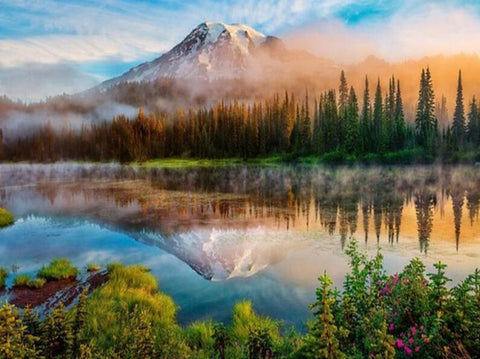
38, 258, 79, 281
0, 207, 14, 228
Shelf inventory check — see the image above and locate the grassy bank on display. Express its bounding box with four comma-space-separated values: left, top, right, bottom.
128, 148, 465, 169
2, 241, 480, 358
129, 156, 288, 168
0, 207, 14, 228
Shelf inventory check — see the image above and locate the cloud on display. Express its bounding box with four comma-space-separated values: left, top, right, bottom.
283, 2, 480, 63
0, 0, 364, 67
0, 63, 100, 101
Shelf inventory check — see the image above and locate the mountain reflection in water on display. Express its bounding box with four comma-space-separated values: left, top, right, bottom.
1, 164, 480, 280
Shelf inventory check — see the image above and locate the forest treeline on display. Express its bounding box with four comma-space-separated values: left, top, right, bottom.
2, 241, 480, 358
1, 69, 480, 163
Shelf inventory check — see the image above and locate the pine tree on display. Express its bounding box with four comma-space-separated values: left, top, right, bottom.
373, 79, 384, 152
42, 302, 73, 358
303, 272, 345, 359
300, 92, 312, 154
467, 96, 479, 146
345, 86, 360, 154
73, 291, 88, 357
394, 79, 406, 150
338, 71, 349, 147
415, 67, 436, 150
453, 70, 466, 148
361, 76, 372, 153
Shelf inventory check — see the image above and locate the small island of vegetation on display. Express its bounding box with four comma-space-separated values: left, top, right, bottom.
1, 240, 479, 358
0, 207, 14, 228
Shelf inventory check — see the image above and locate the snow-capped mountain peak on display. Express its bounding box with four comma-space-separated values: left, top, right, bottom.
101, 22, 278, 86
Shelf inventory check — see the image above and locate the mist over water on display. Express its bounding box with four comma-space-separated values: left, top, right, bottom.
1, 163, 480, 325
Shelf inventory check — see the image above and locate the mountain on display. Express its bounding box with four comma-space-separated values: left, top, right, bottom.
101, 22, 288, 87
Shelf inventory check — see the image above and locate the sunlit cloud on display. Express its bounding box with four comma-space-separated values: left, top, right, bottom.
284, 2, 480, 63
1, 0, 480, 99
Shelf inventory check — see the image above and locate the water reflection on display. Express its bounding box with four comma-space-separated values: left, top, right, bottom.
1, 164, 480, 264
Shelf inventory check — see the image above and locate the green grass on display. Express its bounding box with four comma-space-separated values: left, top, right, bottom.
87, 263, 101, 272
28, 278, 46, 289
0, 268, 7, 288
81, 263, 186, 356
0, 207, 14, 228
12, 274, 46, 289
13, 274, 30, 287
130, 158, 245, 168
38, 258, 79, 281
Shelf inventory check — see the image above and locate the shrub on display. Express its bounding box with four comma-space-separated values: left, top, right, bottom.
13, 274, 30, 288
184, 321, 214, 353
0, 268, 7, 288
80, 263, 188, 357
0, 207, 14, 228
38, 258, 79, 281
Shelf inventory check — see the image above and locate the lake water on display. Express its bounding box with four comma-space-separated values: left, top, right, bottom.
1, 163, 480, 328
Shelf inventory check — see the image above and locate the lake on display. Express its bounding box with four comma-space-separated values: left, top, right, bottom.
1, 163, 480, 328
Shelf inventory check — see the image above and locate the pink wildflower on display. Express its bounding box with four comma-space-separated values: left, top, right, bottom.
409, 338, 414, 345
411, 327, 417, 335
415, 346, 420, 352
396, 339, 404, 348
389, 323, 394, 331
404, 346, 413, 355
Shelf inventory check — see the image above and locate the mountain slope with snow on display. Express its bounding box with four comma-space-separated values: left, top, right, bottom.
101, 22, 286, 87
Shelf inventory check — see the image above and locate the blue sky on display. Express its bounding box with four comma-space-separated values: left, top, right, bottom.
1, 0, 480, 99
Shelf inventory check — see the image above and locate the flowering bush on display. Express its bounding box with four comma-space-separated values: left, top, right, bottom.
301, 239, 480, 358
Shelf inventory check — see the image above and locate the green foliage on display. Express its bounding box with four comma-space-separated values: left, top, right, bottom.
41, 302, 73, 358
0, 207, 14, 228
0, 268, 7, 288
38, 258, 79, 281
13, 275, 46, 289
184, 321, 214, 355
212, 322, 231, 359
1, 254, 480, 358
80, 263, 188, 358
28, 278, 46, 289
13, 274, 31, 288
0, 301, 39, 359
301, 272, 346, 358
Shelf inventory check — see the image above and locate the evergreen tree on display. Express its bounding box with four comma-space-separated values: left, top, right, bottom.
345, 86, 360, 154
303, 272, 345, 358
338, 71, 349, 147
373, 79, 384, 152
453, 70, 466, 148
300, 92, 312, 154
467, 96, 479, 146
394, 79, 406, 150
415, 67, 436, 151
361, 76, 372, 153
42, 302, 73, 358
73, 291, 88, 357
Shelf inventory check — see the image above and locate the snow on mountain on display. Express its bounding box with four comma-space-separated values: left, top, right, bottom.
101, 22, 280, 87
